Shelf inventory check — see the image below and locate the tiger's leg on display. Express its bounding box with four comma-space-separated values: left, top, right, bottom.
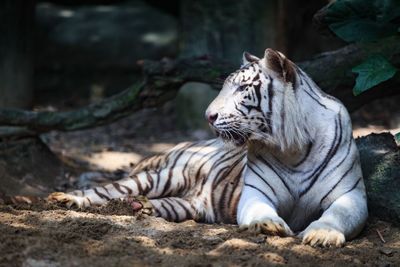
236, 164, 293, 236
300, 187, 368, 247
127, 196, 199, 222
48, 168, 187, 208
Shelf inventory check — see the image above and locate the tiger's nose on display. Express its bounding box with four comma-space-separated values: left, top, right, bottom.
206, 113, 218, 124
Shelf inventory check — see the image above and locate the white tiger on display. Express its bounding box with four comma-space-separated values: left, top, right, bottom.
48, 48, 368, 247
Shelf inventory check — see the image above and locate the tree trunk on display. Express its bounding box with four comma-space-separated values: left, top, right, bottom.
180, 0, 278, 64
0, 0, 35, 108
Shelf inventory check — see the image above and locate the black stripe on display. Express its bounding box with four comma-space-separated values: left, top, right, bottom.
319, 159, 357, 205
235, 101, 247, 116
204, 149, 242, 186
112, 183, 125, 194
304, 90, 328, 109
300, 69, 342, 103
163, 198, 180, 222
160, 202, 172, 221
318, 139, 353, 183
102, 186, 110, 194
244, 183, 275, 206
256, 156, 293, 197
155, 170, 161, 193
265, 79, 274, 134
130, 175, 144, 194
280, 95, 285, 137
196, 150, 241, 203
300, 114, 343, 197
175, 199, 193, 220
213, 153, 246, 186
223, 165, 246, 223
254, 82, 262, 107
347, 177, 362, 193
161, 143, 195, 196
145, 171, 154, 193
120, 184, 133, 195
324, 177, 362, 211
247, 164, 277, 196
270, 154, 305, 175
300, 73, 322, 100
180, 142, 213, 194
211, 162, 240, 219
217, 164, 246, 221
94, 188, 110, 200
293, 141, 313, 167
217, 182, 231, 222
194, 149, 225, 183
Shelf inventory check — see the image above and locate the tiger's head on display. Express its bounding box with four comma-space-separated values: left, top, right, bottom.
206, 48, 311, 150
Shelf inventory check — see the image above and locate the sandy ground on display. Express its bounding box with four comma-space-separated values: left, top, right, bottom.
0, 200, 399, 267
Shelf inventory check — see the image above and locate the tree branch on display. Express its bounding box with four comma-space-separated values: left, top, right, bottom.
1, 36, 399, 137
0, 57, 233, 138
0, 79, 184, 138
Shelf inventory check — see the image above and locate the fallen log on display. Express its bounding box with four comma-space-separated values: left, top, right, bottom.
1, 35, 400, 137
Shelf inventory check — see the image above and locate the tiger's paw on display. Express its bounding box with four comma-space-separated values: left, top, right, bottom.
47, 192, 85, 209
124, 195, 154, 216
300, 222, 345, 247
239, 216, 293, 237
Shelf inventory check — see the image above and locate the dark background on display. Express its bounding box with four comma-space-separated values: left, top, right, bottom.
0, 0, 398, 132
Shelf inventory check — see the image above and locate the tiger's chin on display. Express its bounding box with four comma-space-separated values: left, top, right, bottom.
214, 129, 249, 147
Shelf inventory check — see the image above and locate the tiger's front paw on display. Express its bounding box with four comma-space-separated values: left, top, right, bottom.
124, 195, 154, 216
47, 192, 86, 209
300, 221, 345, 247
239, 216, 293, 237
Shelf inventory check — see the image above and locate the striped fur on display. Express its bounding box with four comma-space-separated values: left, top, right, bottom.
49, 49, 367, 247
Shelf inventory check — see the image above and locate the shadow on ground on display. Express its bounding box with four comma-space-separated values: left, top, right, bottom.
0, 200, 399, 267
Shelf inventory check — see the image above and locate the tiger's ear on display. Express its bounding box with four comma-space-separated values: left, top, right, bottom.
264, 48, 296, 85
242, 51, 260, 66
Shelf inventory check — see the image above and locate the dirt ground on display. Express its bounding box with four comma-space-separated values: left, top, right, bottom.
0, 200, 399, 267
1, 108, 400, 267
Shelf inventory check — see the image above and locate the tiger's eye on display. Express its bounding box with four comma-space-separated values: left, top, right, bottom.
236, 85, 247, 92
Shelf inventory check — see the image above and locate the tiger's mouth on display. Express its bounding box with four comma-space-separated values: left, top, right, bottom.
214, 129, 249, 146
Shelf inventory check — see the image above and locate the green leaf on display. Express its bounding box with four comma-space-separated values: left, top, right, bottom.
325, 0, 400, 42
395, 132, 400, 144
352, 55, 398, 95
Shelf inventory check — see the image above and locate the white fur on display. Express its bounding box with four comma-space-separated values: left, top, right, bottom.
207, 49, 368, 247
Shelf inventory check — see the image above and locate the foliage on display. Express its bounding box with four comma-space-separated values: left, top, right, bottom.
395, 132, 400, 144
351, 55, 397, 95
325, 0, 400, 95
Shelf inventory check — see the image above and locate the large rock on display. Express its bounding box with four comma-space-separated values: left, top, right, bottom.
35, 2, 178, 69
0, 137, 64, 197
34, 1, 179, 104
174, 82, 218, 130
357, 133, 400, 225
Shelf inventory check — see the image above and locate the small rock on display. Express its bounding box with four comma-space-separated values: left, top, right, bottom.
261, 252, 287, 264
379, 247, 394, 257
251, 235, 267, 244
